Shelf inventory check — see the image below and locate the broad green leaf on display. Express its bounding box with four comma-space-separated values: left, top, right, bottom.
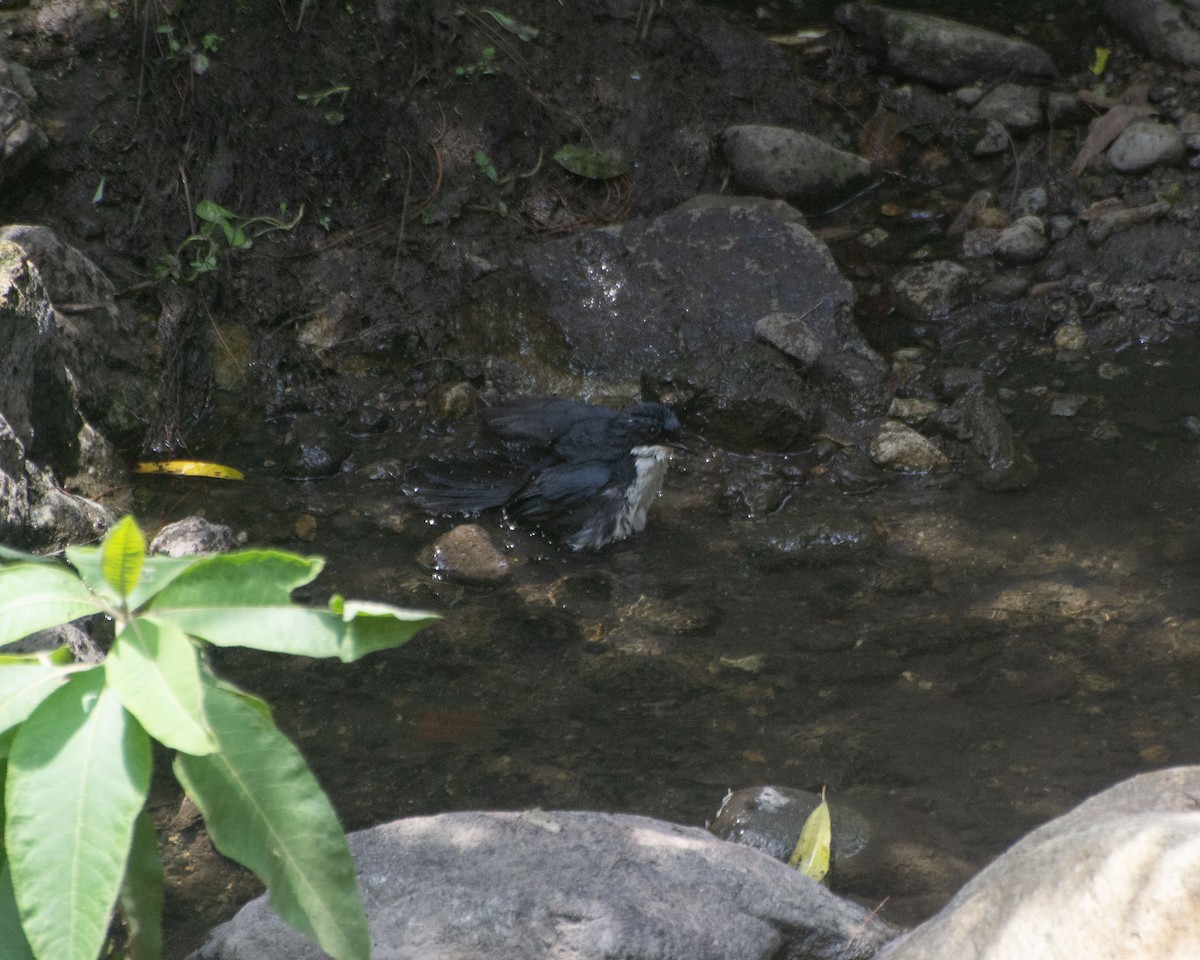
0, 647, 76, 735
106, 617, 215, 755
0, 860, 35, 960
101, 515, 146, 601
8, 668, 152, 960
145, 550, 325, 610
174, 682, 368, 960
66, 546, 201, 611
787, 793, 831, 883
118, 810, 163, 960
155, 595, 437, 661
0, 564, 99, 645
0, 762, 34, 960
553, 144, 629, 180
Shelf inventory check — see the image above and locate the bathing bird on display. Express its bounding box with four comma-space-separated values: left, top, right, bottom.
404, 396, 682, 549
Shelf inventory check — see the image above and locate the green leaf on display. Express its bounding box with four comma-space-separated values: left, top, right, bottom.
101, 515, 146, 601
148, 551, 324, 607
156, 603, 437, 661
174, 682, 369, 960
0, 546, 56, 563
118, 810, 163, 960
0, 860, 35, 960
7, 667, 152, 960
66, 546, 200, 612
196, 199, 236, 224
106, 617, 215, 755
787, 792, 831, 883
0, 647, 75, 736
482, 8, 539, 41
145, 551, 432, 661
553, 144, 629, 180
0, 563, 99, 645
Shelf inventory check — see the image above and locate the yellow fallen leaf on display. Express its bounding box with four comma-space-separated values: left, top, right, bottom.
1090, 47, 1110, 76
135, 460, 244, 480
787, 787, 831, 883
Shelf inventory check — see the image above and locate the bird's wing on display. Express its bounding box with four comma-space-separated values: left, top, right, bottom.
483, 397, 614, 443
508, 460, 619, 519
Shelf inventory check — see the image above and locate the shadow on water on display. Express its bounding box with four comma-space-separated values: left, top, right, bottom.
165, 332, 1200, 929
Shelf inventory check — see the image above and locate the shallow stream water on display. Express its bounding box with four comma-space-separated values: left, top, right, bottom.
153, 329, 1200, 934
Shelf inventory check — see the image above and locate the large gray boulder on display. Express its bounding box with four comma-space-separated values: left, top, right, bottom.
0, 234, 128, 547
189, 810, 900, 960
1102, 0, 1200, 65
451, 196, 888, 451
835, 4, 1056, 87
880, 766, 1200, 960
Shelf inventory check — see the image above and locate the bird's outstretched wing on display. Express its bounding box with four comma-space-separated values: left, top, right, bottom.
483, 397, 615, 444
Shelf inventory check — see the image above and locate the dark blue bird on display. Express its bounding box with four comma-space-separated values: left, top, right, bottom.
404, 397, 682, 549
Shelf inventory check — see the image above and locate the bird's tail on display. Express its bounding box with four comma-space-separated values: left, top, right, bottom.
402, 464, 523, 516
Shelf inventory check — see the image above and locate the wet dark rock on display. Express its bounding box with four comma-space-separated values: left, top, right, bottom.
978, 275, 1029, 302
1102, 0, 1200, 66
361, 457, 405, 481
646, 341, 819, 453
429, 381, 477, 421
835, 3, 1056, 87
347, 404, 389, 437
971, 119, 1011, 157
710, 785, 872, 870
718, 461, 792, 518
283, 415, 351, 479
869, 421, 949, 474
888, 396, 941, 425
716, 125, 873, 210
879, 766, 1200, 960
9, 622, 104, 663
0, 85, 46, 188
994, 216, 1049, 265
455, 196, 886, 444
189, 811, 899, 960
890, 261, 971, 324
754, 311, 825, 369
0, 233, 128, 548
742, 514, 880, 567
417, 524, 511, 583
150, 516, 237, 557
1107, 118, 1185, 172
938, 368, 986, 400
953, 395, 1038, 491
970, 83, 1042, 131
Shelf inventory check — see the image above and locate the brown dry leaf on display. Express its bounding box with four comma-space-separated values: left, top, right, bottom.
1069, 80, 1154, 176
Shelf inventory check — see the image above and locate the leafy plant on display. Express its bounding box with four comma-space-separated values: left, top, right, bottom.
0, 516, 438, 960
455, 46, 498, 78
473, 150, 500, 183
156, 199, 304, 283
156, 24, 221, 76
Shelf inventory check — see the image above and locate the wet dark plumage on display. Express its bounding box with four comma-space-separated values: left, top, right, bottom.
404, 397, 682, 549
